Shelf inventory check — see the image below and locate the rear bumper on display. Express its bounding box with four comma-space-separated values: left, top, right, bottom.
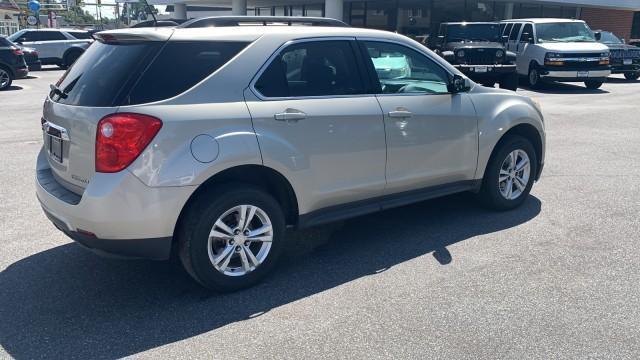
35, 147, 194, 260
27, 61, 42, 71
16, 66, 28, 79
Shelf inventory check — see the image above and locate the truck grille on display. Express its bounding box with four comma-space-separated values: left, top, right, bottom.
610, 49, 640, 59
462, 49, 498, 65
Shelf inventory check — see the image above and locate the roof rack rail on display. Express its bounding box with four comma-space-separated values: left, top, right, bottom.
179, 16, 350, 29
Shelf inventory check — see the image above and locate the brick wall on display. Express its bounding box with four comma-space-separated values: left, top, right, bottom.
581, 7, 635, 44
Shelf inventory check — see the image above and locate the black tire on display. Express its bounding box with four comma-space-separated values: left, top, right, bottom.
584, 80, 604, 89
479, 135, 538, 211
527, 63, 542, 89
499, 73, 519, 91
178, 184, 286, 292
61, 50, 82, 69
0, 65, 13, 91
624, 72, 640, 81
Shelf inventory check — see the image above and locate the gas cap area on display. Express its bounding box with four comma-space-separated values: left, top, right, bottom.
190, 134, 219, 163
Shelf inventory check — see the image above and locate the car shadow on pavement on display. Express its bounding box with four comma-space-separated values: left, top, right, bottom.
0, 193, 541, 359
518, 81, 609, 94
2, 85, 23, 91
605, 77, 640, 84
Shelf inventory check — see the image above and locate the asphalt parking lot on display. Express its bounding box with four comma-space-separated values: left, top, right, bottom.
1, 68, 639, 359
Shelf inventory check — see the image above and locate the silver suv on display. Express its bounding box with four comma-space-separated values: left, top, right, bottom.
36, 19, 545, 291
8, 28, 92, 69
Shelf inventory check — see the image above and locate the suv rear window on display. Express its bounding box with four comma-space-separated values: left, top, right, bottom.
51, 40, 248, 107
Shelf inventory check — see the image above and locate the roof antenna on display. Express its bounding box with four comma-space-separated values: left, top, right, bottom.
142, 0, 158, 26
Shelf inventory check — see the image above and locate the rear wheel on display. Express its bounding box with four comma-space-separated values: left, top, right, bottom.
624, 72, 640, 81
479, 135, 537, 211
178, 184, 286, 292
60, 50, 82, 69
499, 73, 519, 91
584, 80, 604, 89
0, 66, 13, 90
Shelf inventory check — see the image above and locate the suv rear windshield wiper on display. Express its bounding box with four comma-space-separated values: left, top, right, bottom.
49, 84, 68, 99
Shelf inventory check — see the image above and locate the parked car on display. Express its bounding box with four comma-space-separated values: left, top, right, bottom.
432, 22, 519, 91
36, 18, 545, 292
0, 36, 28, 89
19, 46, 42, 71
596, 30, 640, 80
500, 18, 611, 89
7, 29, 92, 69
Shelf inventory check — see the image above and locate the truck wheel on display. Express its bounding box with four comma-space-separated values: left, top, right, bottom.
61, 50, 82, 69
178, 184, 287, 292
0, 66, 13, 91
624, 72, 640, 81
527, 64, 542, 89
585, 80, 604, 89
499, 73, 519, 91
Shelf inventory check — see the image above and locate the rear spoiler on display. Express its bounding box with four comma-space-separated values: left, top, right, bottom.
93, 29, 172, 43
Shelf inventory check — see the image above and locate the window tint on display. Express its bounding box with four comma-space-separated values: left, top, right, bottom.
509, 23, 522, 41
0, 37, 13, 46
51, 41, 248, 106
255, 40, 365, 97
40, 31, 67, 41
67, 31, 92, 40
520, 24, 533, 42
363, 41, 449, 94
51, 41, 163, 106
20, 31, 40, 42
127, 41, 248, 104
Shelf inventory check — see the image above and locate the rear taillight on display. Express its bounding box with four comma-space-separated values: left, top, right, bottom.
95, 113, 162, 173
13, 49, 23, 56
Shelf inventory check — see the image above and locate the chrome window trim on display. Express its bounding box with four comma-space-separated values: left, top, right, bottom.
248, 36, 377, 101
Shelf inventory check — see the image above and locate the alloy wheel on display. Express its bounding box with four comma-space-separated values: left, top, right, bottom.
207, 205, 273, 276
498, 149, 531, 200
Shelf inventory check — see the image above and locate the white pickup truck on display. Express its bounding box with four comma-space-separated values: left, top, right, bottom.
8, 29, 92, 69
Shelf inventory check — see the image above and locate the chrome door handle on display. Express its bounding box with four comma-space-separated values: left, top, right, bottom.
388, 110, 413, 118
274, 110, 306, 122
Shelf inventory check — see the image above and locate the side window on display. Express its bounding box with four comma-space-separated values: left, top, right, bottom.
503, 23, 514, 38
362, 41, 449, 95
40, 31, 67, 41
21, 31, 40, 42
67, 31, 92, 40
509, 24, 523, 41
255, 40, 365, 98
520, 24, 534, 42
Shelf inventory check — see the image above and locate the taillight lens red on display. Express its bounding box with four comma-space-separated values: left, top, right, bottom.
95, 113, 162, 173
13, 49, 23, 56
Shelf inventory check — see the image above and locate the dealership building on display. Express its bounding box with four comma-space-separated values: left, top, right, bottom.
152, 0, 640, 42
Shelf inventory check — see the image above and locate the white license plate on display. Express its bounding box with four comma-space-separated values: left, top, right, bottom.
624, 59, 632, 65
577, 71, 589, 78
475, 66, 488, 73
48, 135, 63, 163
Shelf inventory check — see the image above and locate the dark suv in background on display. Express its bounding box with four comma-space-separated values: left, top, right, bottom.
432, 22, 518, 91
597, 30, 640, 80
0, 36, 28, 90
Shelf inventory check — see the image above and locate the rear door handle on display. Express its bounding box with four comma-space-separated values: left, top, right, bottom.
274, 110, 306, 122
388, 110, 413, 118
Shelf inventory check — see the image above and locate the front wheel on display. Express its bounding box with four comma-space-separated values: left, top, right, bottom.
585, 80, 604, 89
178, 184, 286, 292
527, 65, 542, 89
479, 135, 537, 211
0, 66, 13, 90
624, 72, 640, 81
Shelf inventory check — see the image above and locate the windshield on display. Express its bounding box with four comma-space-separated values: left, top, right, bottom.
599, 31, 623, 44
536, 22, 596, 43
446, 24, 502, 42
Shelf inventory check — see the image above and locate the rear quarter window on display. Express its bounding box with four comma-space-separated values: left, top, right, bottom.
125, 41, 249, 105
67, 31, 92, 40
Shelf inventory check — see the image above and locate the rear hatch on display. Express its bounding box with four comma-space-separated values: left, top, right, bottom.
43, 29, 171, 193
43, 29, 251, 193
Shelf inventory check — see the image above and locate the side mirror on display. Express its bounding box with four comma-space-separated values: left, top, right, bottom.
594, 31, 602, 41
448, 75, 471, 93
